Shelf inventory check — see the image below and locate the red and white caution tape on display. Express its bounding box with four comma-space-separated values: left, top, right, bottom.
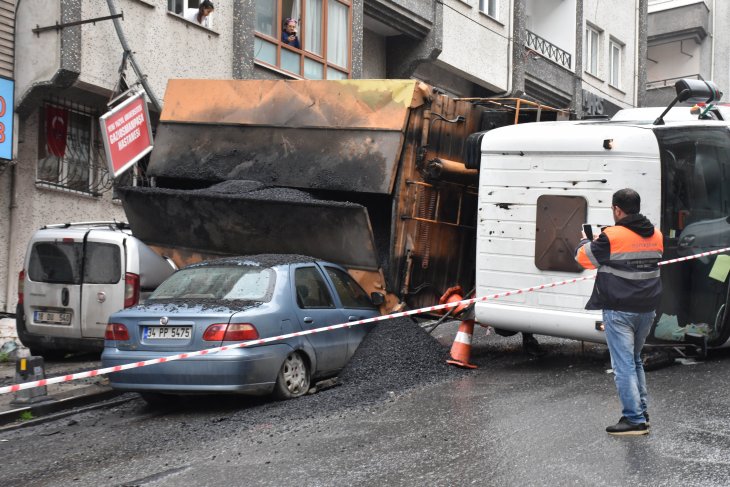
3, 245, 730, 396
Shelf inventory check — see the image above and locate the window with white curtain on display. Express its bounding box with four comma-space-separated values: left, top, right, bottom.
609, 40, 622, 88
254, 0, 351, 79
585, 25, 601, 76
479, 0, 497, 18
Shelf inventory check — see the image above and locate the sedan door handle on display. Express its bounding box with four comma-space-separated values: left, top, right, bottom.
303, 317, 314, 324
348, 316, 360, 322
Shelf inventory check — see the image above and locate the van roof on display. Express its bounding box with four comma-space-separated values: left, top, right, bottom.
41, 221, 130, 231
33, 222, 133, 240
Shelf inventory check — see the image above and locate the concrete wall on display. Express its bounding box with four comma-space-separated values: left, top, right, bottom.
647, 39, 701, 82
80, 0, 234, 105
438, 0, 511, 93
712, 0, 730, 95
582, 0, 639, 109
15, 0, 61, 104
362, 29, 387, 79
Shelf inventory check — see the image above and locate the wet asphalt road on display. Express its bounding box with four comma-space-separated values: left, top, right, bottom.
1, 324, 730, 486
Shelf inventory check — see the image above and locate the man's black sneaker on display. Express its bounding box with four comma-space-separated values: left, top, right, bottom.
606, 417, 649, 436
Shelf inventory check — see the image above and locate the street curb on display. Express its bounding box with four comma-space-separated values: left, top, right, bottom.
0, 386, 130, 430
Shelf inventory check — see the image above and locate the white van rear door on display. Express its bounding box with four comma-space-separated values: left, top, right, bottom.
79, 235, 126, 338
25, 239, 83, 339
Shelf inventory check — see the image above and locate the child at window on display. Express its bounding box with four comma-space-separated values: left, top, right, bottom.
282, 18, 300, 48
185, 0, 215, 29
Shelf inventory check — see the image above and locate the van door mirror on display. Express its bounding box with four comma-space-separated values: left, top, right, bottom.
370, 292, 385, 306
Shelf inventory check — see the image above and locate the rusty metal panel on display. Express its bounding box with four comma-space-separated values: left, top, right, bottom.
160, 79, 423, 130
148, 124, 404, 194
119, 186, 380, 270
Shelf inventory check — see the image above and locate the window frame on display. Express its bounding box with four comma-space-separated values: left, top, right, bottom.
168, 0, 217, 31
254, 0, 352, 79
585, 24, 601, 77
479, 0, 498, 18
609, 39, 623, 88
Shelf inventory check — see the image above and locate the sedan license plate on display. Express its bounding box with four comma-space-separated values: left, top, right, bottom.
34, 310, 72, 325
144, 326, 192, 340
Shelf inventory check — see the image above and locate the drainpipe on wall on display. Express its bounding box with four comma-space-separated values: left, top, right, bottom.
634, 0, 639, 107
503, 0, 514, 96
710, 0, 716, 81
4, 161, 18, 314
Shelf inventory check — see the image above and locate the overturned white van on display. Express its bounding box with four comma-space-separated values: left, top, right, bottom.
475, 80, 730, 348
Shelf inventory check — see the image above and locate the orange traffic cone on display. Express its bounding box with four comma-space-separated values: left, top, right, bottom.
446, 319, 477, 369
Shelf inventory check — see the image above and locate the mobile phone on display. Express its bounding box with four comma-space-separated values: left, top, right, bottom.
582, 224, 593, 240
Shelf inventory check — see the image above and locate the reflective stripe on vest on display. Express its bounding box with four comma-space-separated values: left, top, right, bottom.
597, 265, 661, 280
581, 242, 600, 268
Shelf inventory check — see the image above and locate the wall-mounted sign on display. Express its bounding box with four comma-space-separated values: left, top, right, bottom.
0, 77, 15, 161
582, 89, 621, 118
99, 91, 153, 178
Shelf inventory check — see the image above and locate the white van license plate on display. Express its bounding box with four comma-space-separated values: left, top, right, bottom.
34, 311, 72, 325
143, 326, 192, 340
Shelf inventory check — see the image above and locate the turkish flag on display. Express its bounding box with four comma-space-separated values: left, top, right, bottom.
46, 105, 68, 157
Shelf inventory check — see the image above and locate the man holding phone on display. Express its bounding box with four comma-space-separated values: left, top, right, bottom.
575, 189, 663, 436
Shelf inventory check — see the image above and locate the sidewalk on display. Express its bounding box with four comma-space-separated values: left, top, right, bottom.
0, 317, 116, 425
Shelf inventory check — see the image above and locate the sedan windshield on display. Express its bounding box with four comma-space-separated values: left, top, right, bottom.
148, 266, 275, 302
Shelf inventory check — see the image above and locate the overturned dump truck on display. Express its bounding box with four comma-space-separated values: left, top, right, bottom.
119, 80, 565, 312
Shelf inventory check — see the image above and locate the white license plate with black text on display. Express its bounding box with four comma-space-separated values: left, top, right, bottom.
143, 326, 192, 340
34, 311, 72, 325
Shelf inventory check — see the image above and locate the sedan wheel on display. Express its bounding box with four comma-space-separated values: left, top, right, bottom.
273, 352, 310, 399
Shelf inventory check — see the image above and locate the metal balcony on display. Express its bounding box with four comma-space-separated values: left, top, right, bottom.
526, 30, 572, 69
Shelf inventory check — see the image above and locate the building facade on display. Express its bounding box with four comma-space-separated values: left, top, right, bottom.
2, 0, 647, 313
646, 0, 729, 106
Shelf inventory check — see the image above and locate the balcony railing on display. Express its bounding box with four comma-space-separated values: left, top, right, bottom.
526, 30, 572, 69
647, 74, 702, 90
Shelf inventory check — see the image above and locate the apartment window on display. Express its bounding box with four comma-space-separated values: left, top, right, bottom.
255, 0, 351, 79
609, 40, 623, 88
169, 0, 214, 29
479, 0, 497, 18
38, 101, 110, 196
585, 25, 600, 76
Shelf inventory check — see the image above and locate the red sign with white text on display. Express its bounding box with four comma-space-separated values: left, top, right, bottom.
100, 92, 153, 178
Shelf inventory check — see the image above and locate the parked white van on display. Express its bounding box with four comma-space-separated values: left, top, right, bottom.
16, 222, 176, 357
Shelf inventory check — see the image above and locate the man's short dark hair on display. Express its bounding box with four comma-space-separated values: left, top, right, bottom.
612, 188, 640, 214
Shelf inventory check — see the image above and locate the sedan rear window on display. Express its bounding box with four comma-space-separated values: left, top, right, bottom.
149, 266, 275, 302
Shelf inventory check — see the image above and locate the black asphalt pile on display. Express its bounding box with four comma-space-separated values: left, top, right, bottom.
207, 317, 460, 428
189, 179, 362, 208
293, 317, 460, 412
338, 317, 459, 394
